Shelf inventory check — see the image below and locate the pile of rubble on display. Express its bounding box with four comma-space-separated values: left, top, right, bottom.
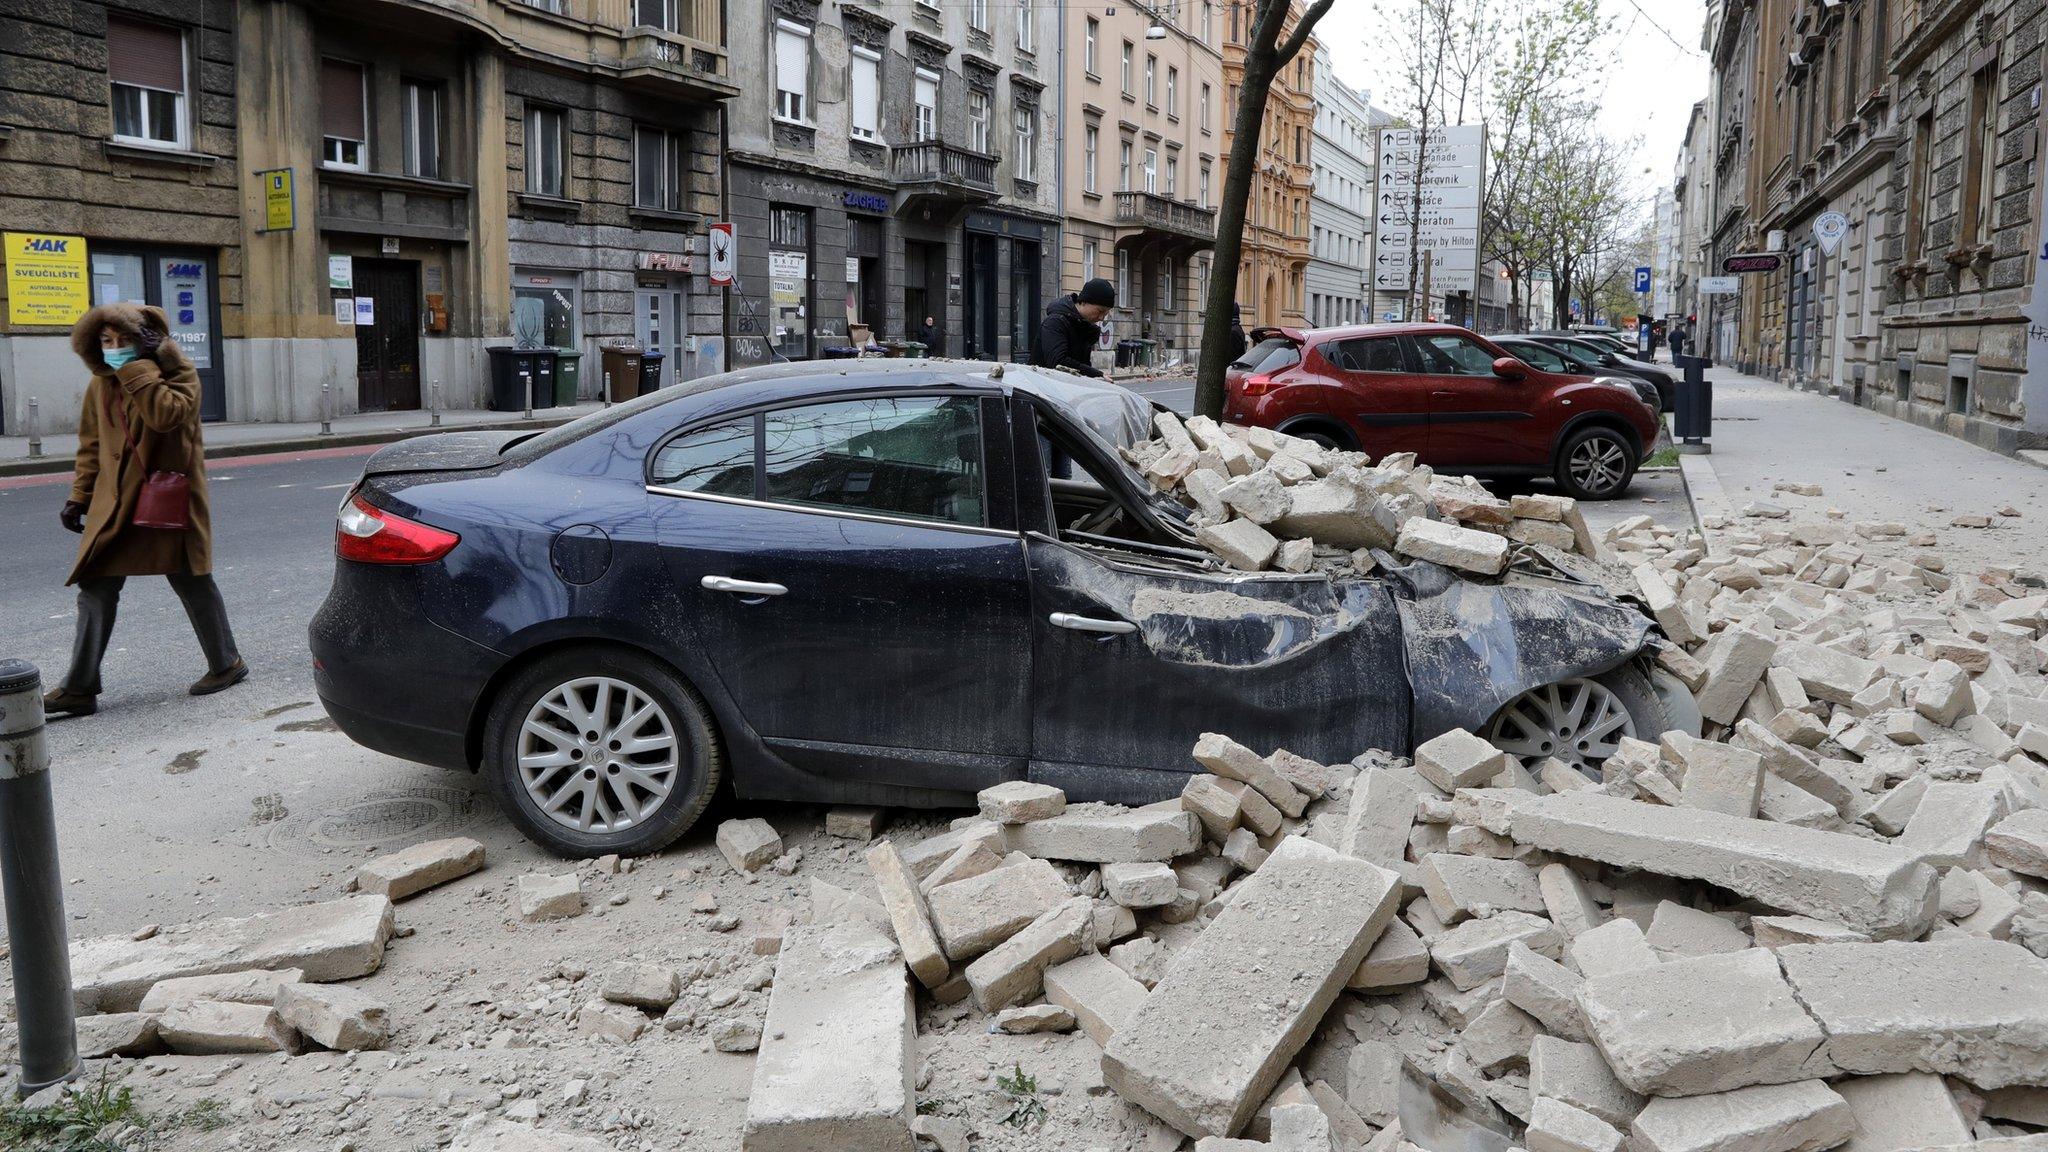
1118, 411, 1603, 576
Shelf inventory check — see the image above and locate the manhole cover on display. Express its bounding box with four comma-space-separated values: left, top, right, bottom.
267, 784, 487, 851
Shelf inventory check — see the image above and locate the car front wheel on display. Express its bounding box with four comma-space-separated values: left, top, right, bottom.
483, 647, 723, 858
1554, 425, 1638, 501
1485, 664, 1668, 779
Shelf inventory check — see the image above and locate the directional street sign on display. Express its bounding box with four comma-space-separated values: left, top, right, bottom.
1373, 124, 1484, 294
1633, 266, 1652, 294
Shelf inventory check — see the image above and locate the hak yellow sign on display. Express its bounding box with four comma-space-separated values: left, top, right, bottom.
4, 232, 91, 327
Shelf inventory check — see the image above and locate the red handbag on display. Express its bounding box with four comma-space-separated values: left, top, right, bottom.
105, 382, 191, 531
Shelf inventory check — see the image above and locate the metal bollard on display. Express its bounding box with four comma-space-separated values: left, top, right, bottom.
319, 383, 333, 436
602, 371, 612, 409
1675, 354, 1715, 454
26, 397, 42, 460
0, 661, 78, 1099
429, 380, 442, 428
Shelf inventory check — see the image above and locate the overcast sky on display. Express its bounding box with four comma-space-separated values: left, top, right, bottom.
1316, 0, 1713, 199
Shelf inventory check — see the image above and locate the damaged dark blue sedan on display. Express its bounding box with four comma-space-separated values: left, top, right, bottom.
311, 361, 1690, 857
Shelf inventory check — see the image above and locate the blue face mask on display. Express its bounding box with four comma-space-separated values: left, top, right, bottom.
102, 347, 137, 370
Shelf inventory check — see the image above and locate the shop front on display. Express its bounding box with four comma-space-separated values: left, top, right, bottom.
88, 244, 227, 421
962, 210, 1055, 362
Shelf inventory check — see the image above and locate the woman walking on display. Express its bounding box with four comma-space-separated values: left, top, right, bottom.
43, 303, 245, 716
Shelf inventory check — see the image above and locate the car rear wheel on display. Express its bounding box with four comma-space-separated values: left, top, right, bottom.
1485, 664, 1667, 780
1554, 425, 1638, 501
483, 647, 723, 858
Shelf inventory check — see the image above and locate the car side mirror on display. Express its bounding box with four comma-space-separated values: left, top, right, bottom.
1492, 357, 1528, 380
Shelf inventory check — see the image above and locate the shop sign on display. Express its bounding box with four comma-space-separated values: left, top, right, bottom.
636, 252, 693, 272
258, 169, 295, 232
843, 191, 891, 213
3, 231, 90, 326
1722, 253, 1784, 274
709, 223, 735, 287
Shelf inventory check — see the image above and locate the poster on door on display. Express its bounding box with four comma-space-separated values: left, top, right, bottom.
355, 297, 376, 326
769, 249, 807, 342
157, 259, 213, 369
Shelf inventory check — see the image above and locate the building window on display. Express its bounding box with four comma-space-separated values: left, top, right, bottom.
108, 19, 189, 149
633, 126, 689, 211
525, 104, 565, 196
1961, 58, 1999, 246
1145, 54, 1157, 105
968, 90, 991, 153
914, 69, 939, 142
1083, 124, 1099, 192
1120, 41, 1133, 95
1200, 83, 1211, 132
1119, 140, 1132, 191
1084, 18, 1099, 74
1294, 125, 1304, 163
850, 48, 881, 141
1905, 110, 1932, 265
1229, 0, 1239, 42
1116, 251, 1130, 306
1082, 239, 1098, 281
1143, 148, 1157, 192
635, 0, 687, 31
1015, 105, 1038, 181
1199, 161, 1210, 208
1016, 0, 1035, 53
1165, 154, 1177, 197
774, 21, 811, 122
319, 59, 367, 170
401, 79, 442, 180
1201, 0, 1212, 44
969, 0, 989, 31
1166, 67, 1178, 118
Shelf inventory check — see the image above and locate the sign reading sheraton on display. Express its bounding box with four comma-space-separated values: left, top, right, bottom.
4, 231, 91, 325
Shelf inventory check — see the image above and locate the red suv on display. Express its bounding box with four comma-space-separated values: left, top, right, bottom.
1222, 323, 1661, 500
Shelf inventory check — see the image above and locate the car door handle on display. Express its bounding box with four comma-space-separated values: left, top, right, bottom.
702, 575, 788, 597
1049, 612, 1136, 635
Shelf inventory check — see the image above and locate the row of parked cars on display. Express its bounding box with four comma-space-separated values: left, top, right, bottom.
1223, 323, 1673, 501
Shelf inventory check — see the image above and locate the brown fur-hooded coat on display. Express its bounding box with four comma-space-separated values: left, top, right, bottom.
65, 303, 213, 584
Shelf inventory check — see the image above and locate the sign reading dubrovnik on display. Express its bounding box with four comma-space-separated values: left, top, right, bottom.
4, 232, 91, 326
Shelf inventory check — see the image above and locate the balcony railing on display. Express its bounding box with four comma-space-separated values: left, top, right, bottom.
1113, 190, 1217, 243
892, 141, 998, 193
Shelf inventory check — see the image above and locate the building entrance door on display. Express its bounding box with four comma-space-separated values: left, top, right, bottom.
634, 280, 687, 388
963, 232, 999, 359
88, 246, 226, 421
1008, 239, 1040, 362
352, 259, 421, 412
904, 240, 944, 354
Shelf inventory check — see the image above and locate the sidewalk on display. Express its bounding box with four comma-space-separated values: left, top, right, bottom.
1677, 363, 2048, 572
0, 401, 607, 478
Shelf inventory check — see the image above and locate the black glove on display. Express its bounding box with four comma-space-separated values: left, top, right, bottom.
135, 327, 165, 353
60, 501, 86, 534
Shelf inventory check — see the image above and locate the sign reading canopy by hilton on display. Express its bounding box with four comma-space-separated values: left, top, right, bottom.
1723, 252, 1784, 274
4, 232, 91, 326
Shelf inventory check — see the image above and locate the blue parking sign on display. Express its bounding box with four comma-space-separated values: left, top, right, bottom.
1634, 266, 1652, 294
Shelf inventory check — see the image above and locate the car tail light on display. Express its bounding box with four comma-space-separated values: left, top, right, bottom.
336, 495, 460, 564
1238, 373, 1283, 397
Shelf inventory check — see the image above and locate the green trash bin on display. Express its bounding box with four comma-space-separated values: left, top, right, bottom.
903, 341, 929, 358
554, 349, 582, 405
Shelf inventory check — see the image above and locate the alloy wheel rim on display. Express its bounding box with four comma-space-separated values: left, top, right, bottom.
1486, 676, 1636, 774
518, 676, 679, 834
1569, 436, 1627, 494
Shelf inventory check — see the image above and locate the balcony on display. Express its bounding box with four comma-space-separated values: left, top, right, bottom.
619, 22, 737, 101
891, 141, 998, 215
317, 168, 472, 243
1113, 190, 1217, 246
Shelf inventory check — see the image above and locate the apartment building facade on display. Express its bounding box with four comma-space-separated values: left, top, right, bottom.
1223, 0, 1315, 329
1305, 49, 1379, 329
1056, 0, 1223, 370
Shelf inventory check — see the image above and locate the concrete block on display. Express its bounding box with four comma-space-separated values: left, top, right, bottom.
576, 998, 645, 1043
1396, 517, 1510, 575
1429, 910, 1564, 991
1044, 951, 1149, 1046
810, 878, 892, 932
1194, 732, 1309, 817
1414, 729, 1512, 793
1348, 916, 1430, 990
1335, 769, 1418, 868
518, 873, 584, 921
1219, 778, 1285, 837
899, 820, 1004, 880
964, 896, 1094, 1011
1644, 902, 1752, 958
1103, 838, 1403, 1138
1539, 863, 1607, 938
1630, 1080, 1853, 1152
865, 840, 951, 989
1749, 915, 1870, 948
352, 837, 485, 901
1665, 734, 1764, 818
1778, 940, 2048, 1089
1733, 720, 1858, 813
600, 962, 681, 1009
1503, 940, 1589, 1040
993, 1004, 1075, 1033
1344, 1040, 1406, 1126
1182, 774, 1244, 841
1986, 809, 2048, 878
1635, 565, 1700, 646
1896, 782, 2008, 869
1578, 949, 1832, 1097
275, 983, 389, 1051
1221, 469, 1293, 524
70, 895, 395, 1014
1527, 1097, 1624, 1152
1458, 999, 1540, 1072
1529, 1035, 1646, 1127
1507, 791, 1939, 940
978, 780, 1067, 824
1004, 802, 1203, 863
717, 818, 784, 874
1270, 1103, 1334, 1152
924, 858, 1067, 961
1222, 827, 1269, 871
157, 1000, 298, 1055
1697, 628, 1779, 726
1833, 1072, 1969, 1152
826, 806, 887, 840
918, 841, 1004, 894
1199, 518, 1281, 570
448, 1118, 617, 1152
1103, 862, 1181, 909
1776, 641, 1882, 706
742, 921, 914, 1152
1304, 1079, 1375, 1151
75, 1011, 162, 1059
1273, 478, 1395, 549
1266, 748, 1337, 800
1569, 916, 1662, 977
138, 968, 305, 1013
1420, 854, 1545, 922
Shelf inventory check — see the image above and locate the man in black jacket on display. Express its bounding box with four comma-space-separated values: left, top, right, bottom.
1034, 278, 1115, 377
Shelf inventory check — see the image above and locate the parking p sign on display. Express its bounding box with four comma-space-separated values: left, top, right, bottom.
1633, 266, 1652, 294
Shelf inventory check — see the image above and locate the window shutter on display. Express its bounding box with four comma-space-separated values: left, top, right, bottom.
776, 29, 808, 98
107, 19, 185, 93
851, 54, 879, 135
321, 60, 365, 140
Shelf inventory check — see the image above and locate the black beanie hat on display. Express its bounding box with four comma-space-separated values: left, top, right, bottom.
1078, 278, 1116, 307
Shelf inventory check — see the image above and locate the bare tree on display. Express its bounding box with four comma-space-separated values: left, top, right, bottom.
1191, 0, 1336, 420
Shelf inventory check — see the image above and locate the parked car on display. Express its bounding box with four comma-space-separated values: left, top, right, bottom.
1516, 333, 1676, 413
1493, 336, 1663, 412
312, 360, 1684, 857
1220, 323, 1660, 501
